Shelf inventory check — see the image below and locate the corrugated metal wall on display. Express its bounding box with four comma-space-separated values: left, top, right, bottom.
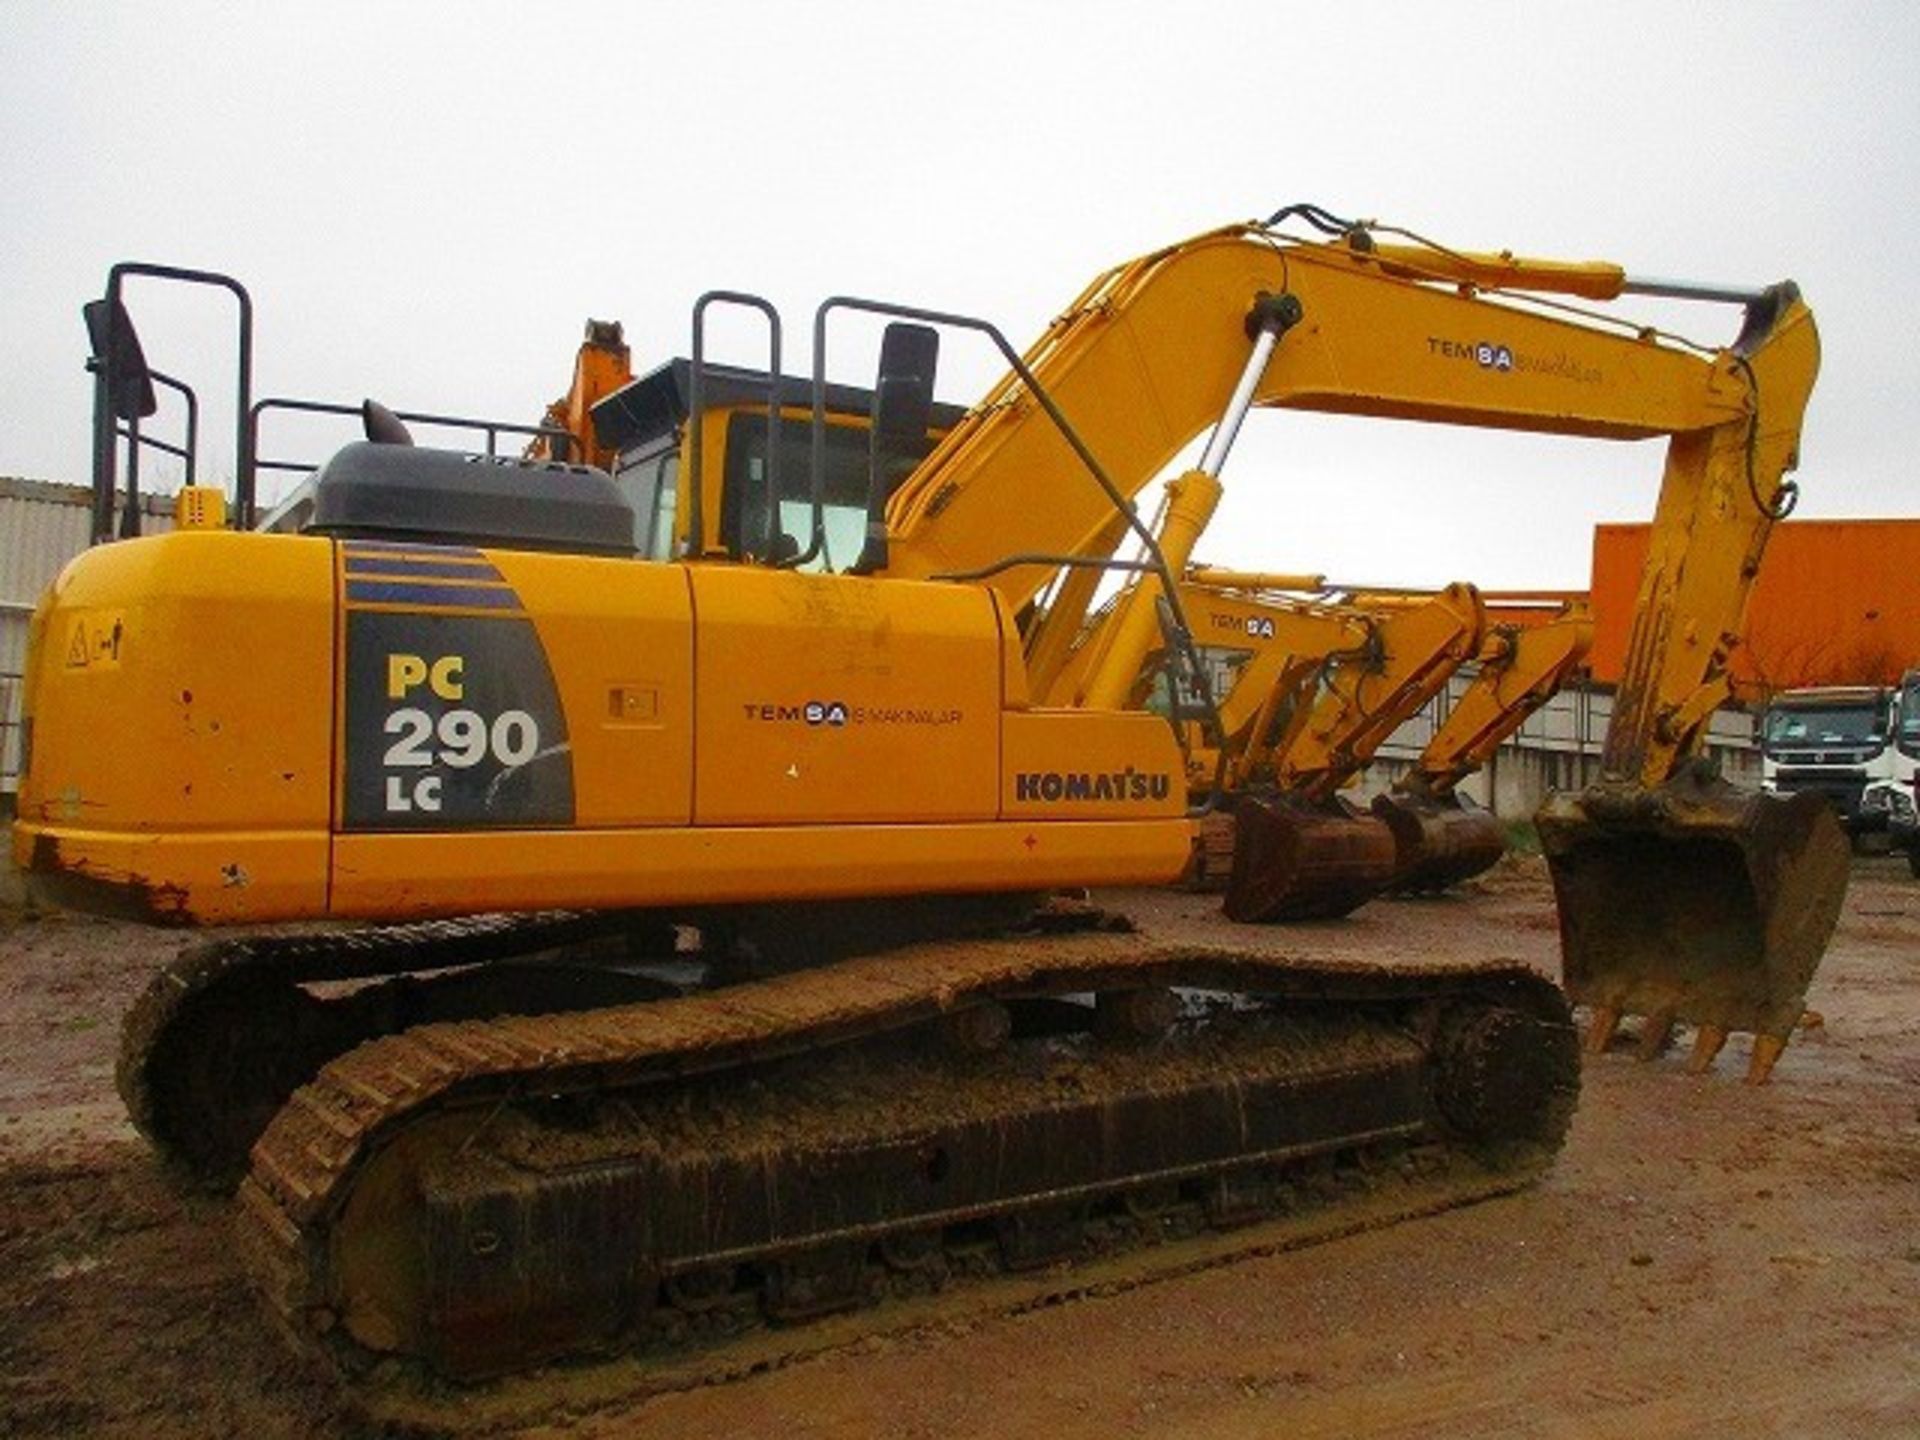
0, 477, 174, 788
1356, 669, 1757, 820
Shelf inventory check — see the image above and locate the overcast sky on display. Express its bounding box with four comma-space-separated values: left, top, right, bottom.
2, 1, 1914, 589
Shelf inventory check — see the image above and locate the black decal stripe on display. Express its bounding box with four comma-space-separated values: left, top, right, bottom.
342, 540, 485, 557
344, 602, 531, 620
343, 556, 505, 580
345, 581, 522, 610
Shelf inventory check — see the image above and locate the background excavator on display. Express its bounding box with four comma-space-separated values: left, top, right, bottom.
1156, 578, 1489, 917
17, 208, 1844, 1391
1373, 600, 1596, 894
1160, 578, 1591, 911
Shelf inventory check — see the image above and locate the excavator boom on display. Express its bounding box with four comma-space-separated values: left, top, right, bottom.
867, 219, 1839, 1071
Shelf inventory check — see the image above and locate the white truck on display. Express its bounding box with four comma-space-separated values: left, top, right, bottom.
1857, 670, 1920, 875
1761, 677, 1917, 852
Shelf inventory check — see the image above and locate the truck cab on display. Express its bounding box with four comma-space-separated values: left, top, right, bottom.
1761, 683, 1901, 838
1859, 670, 1920, 872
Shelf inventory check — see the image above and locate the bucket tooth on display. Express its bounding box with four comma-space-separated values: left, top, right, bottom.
1536, 769, 1850, 1066
1635, 1011, 1676, 1062
1223, 793, 1399, 923
1584, 1006, 1622, 1056
1746, 1033, 1789, 1086
1686, 1025, 1729, 1075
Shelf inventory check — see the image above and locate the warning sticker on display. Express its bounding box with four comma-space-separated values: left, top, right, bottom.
63, 611, 126, 671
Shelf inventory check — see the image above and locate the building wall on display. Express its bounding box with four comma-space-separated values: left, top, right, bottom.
1588, 518, 1920, 695
0, 477, 174, 789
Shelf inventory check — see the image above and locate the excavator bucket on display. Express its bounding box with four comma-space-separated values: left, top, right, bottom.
1535, 769, 1850, 1082
1371, 792, 1508, 894
1223, 792, 1400, 922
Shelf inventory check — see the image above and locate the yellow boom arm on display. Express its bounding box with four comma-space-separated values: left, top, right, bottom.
877, 222, 1816, 789
1405, 604, 1596, 797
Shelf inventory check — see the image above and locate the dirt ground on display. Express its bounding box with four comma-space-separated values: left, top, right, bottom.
1, 857, 1915, 1439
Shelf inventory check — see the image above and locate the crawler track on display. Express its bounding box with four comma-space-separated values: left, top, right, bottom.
236, 928, 1578, 1401
117, 911, 667, 1186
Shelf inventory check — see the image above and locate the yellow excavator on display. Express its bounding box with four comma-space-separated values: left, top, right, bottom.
1159, 582, 1593, 906
1153, 577, 1489, 916
1373, 600, 1596, 893
19, 209, 1844, 1389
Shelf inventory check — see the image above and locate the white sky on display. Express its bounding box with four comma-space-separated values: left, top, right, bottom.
2, 1, 1915, 589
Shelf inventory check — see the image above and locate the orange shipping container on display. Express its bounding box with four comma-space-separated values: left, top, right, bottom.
1588, 518, 1920, 697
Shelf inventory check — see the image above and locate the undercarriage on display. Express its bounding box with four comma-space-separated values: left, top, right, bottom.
73, 907, 1570, 1394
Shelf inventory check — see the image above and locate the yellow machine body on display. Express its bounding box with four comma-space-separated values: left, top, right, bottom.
23, 210, 1852, 1393
15, 531, 1187, 925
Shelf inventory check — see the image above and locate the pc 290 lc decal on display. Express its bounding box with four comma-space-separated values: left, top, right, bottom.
342, 608, 573, 829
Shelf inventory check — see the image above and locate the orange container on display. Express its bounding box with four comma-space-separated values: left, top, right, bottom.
1588, 519, 1920, 696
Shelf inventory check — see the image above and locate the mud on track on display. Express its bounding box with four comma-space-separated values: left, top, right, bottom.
1, 856, 1916, 1438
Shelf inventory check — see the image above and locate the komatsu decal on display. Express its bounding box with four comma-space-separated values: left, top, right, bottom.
1015, 769, 1172, 803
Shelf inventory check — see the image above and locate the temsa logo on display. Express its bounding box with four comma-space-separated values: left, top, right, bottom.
743, 701, 848, 726
1209, 614, 1275, 639
1427, 336, 1514, 372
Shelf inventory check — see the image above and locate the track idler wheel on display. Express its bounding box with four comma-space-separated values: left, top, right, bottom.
1431, 1000, 1580, 1159
1371, 793, 1508, 894
127, 978, 348, 1189
1223, 793, 1400, 923
1535, 766, 1850, 1082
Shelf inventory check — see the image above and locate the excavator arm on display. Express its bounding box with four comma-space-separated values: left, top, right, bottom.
1407, 603, 1597, 798
528, 320, 633, 472
1268, 583, 1486, 801
875, 216, 1837, 1070
878, 222, 1812, 793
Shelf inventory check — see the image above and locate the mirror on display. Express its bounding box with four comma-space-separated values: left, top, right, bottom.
82, 298, 158, 421
871, 322, 939, 448
850, 323, 939, 573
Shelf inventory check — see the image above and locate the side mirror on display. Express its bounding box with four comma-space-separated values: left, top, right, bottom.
850, 322, 939, 574
83, 298, 158, 421
871, 322, 939, 448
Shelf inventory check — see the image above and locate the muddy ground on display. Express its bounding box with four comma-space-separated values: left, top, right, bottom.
1, 857, 1915, 1438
